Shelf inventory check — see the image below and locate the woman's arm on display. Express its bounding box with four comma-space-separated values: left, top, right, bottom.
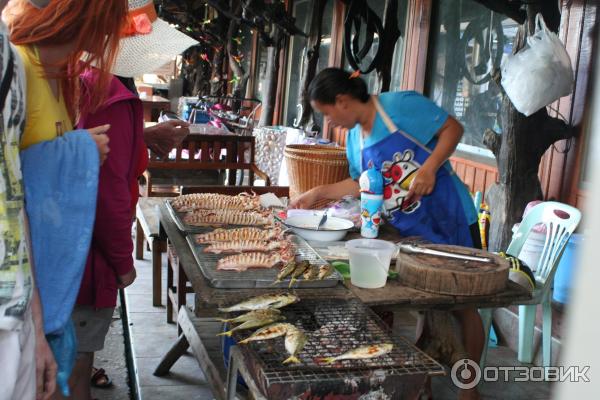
405, 116, 463, 204
289, 177, 359, 209
83, 102, 136, 280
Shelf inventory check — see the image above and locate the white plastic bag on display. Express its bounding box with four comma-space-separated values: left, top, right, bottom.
501, 14, 574, 116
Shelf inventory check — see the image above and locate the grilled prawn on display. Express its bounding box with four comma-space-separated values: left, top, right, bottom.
171, 192, 260, 212
195, 226, 284, 244
184, 209, 274, 227
216, 247, 295, 272
203, 239, 292, 254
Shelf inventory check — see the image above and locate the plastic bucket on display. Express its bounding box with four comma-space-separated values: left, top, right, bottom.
553, 233, 584, 304
345, 239, 398, 289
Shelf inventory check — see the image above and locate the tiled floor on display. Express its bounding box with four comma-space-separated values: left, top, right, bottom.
124, 252, 210, 400
116, 246, 554, 400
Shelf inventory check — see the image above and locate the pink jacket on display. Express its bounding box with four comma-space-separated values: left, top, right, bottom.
76, 74, 145, 308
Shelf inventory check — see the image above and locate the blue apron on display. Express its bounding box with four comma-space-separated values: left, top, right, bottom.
360, 98, 474, 247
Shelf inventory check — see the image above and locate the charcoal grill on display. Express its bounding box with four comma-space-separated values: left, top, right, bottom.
226, 298, 445, 399
186, 232, 343, 289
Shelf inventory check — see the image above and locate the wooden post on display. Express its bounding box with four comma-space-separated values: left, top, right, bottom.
258, 27, 284, 127
481, 3, 574, 251
226, 0, 250, 110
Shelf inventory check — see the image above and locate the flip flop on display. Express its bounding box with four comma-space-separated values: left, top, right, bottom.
91, 367, 113, 388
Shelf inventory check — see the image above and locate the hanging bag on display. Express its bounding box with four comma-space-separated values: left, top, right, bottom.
501, 14, 574, 116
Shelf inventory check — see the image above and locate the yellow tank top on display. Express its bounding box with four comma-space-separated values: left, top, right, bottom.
16, 45, 73, 150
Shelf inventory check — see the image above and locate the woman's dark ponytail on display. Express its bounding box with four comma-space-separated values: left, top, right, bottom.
308, 68, 370, 104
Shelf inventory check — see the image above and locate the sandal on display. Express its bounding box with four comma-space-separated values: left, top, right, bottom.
91, 367, 113, 388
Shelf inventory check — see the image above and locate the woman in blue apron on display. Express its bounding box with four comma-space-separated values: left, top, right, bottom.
290, 68, 483, 399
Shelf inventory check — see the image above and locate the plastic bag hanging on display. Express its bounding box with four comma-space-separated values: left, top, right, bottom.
501, 13, 574, 116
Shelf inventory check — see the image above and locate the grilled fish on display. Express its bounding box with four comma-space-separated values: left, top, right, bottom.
302, 265, 319, 281
184, 209, 274, 227
217, 316, 283, 337
272, 261, 297, 285
238, 323, 295, 344
216, 248, 295, 272
171, 192, 260, 212
282, 326, 307, 364
288, 260, 310, 288
319, 343, 394, 364
217, 309, 282, 324
218, 293, 300, 313
317, 263, 335, 280
195, 226, 284, 244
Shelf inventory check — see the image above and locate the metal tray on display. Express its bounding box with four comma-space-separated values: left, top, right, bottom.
185, 232, 343, 289
166, 199, 277, 233
165, 199, 205, 233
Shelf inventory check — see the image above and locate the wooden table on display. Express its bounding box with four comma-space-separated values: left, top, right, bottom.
154, 204, 531, 399
135, 197, 171, 306
141, 95, 170, 122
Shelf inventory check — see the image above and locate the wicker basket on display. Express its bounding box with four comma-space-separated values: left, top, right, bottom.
284, 144, 349, 203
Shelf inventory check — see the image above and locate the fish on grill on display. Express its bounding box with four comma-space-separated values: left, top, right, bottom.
238, 323, 295, 344
184, 209, 274, 227
218, 293, 300, 313
216, 247, 295, 272
203, 239, 292, 254
217, 309, 282, 324
217, 315, 284, 337
288, 260, 310, 288
318, 343, 394, 364
317, 264, 335, 280
171, 192, 261, 212
272, 261, 296, 285
302, 265, 319, 281
282, 325, 307, 364
195, 226, 284, 244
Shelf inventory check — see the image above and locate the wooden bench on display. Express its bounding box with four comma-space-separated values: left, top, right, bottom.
144, 134, 271, 197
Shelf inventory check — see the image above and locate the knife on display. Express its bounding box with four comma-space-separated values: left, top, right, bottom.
398, 244, 492, 263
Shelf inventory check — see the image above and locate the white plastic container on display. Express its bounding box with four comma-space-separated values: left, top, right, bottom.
345, 239, 398, 289
513, 224, 546, 271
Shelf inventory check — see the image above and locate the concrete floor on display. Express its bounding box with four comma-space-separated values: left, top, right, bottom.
97, 244, 554, 400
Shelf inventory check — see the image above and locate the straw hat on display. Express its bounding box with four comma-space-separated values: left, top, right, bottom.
112, 0, 199, 78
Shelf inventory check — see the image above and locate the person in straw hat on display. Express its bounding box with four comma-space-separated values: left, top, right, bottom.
72, 0, 198, 396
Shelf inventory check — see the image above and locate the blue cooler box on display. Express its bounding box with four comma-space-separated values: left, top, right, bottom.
553, 233, 584, 304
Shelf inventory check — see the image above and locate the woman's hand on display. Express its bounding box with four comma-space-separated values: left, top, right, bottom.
288, 188, 320, 209
117, 268, 137, 289
144, 120, 190, 157
87, 124, 111, 164
404, 165, 436, 206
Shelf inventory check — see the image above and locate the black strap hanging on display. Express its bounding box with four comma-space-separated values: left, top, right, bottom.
343, 0, 385, 74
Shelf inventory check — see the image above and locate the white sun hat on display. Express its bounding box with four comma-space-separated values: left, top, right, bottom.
112, 0, 199, 78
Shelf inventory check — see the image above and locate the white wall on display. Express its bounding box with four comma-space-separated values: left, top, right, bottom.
554, 31, 600, 399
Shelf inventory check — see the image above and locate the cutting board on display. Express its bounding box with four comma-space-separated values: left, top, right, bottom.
397, 244, 509, 296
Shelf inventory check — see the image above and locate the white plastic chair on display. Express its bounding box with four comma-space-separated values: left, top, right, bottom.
479, 201, 581, 368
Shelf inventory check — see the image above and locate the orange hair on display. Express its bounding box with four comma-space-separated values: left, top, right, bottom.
4, 0, 129, 120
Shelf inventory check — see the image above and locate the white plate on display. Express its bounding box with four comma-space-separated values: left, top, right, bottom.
283, 215, 354, 242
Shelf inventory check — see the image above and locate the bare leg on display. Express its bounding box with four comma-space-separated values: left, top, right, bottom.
454, 308, 483, 400
71, 352, 94, 400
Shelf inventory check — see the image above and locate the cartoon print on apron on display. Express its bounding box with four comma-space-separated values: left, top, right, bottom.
360, 96, 474, 246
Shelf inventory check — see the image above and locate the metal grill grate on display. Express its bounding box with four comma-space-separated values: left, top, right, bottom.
186, 232, 342, 288
232, 298, 445, 385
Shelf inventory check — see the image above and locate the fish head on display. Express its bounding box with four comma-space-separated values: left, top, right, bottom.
274, 293, 300, 308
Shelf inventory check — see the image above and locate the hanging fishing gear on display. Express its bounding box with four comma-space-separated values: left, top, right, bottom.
343, 0, 385, 74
